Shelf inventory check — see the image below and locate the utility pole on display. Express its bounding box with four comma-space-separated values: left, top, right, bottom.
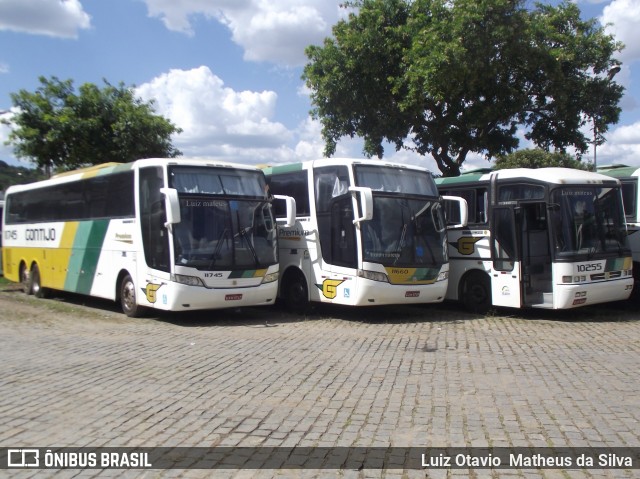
593, 66, 621, 170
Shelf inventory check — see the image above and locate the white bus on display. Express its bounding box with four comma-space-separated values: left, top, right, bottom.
436, 167, 634, 312
597, 165, 640, 285
263, 158, 466, 312
2, 158, 294, 316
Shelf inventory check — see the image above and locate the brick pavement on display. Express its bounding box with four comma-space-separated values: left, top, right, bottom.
0, 289, 638, 478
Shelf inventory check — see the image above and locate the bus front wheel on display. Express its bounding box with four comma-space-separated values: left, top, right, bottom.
461, 271, 492, 314
282, 271, 310, 314
120, 274, 142, 318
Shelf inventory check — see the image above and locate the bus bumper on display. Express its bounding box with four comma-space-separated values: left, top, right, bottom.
317, 276, 449, 306
554, 278, 634, 308
147, 280, 279, 311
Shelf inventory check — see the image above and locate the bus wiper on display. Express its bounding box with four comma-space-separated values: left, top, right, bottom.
208, 229, 229, 268
238, 226, 260, 265
394, 217, 408, 266
235, 209, 259, 266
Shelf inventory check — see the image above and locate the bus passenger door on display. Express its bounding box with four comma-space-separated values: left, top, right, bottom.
490, 206, 522, 308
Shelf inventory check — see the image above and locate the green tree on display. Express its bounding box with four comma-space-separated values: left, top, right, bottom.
303, 0, 624, 177
3, 76, 182, 172
494, 149, 587, 170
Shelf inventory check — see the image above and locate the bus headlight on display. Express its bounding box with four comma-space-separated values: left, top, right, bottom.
357, 269, 389, 283
262, 272, 279, 284
437, 271, 449, 282
172, 274, 205, 287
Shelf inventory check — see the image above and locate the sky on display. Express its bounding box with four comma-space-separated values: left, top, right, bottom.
0, 0, 639, 175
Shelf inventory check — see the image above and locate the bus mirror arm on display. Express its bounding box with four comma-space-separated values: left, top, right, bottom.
349, 186, 373, 224
273, 195, 296, 227
442, 195, 468, 228
160, 187, 181, 228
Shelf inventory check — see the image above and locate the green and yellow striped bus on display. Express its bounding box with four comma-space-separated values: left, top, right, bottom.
2, 158, 294, 316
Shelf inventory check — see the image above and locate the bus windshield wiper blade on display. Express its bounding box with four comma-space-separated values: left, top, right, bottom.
208, 229, 228, 268
238, 226, 260, 265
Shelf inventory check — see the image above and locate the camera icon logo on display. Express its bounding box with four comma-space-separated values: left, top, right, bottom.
7, 449, 40, 467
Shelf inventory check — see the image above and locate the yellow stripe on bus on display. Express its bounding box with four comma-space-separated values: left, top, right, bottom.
5, 223, 80, 290
45, 222, 80, 290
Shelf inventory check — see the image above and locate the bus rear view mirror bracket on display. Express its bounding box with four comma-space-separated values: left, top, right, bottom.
160, 187, 181, 229
349, 186, 373, 224
442, 195, 469, 228
273, 195, 297, 227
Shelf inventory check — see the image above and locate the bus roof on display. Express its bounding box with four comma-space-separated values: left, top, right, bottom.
436, 167, 620, 187
5, 158, 264, 195
597, 164, 640, 178
262, 158, 433, 176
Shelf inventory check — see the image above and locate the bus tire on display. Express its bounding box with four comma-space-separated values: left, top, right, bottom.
30, 264, 49, 299
282, 270, 310, 314
120, 274, 142, 318
20, 263, 33, 295
461, 271, 491, 314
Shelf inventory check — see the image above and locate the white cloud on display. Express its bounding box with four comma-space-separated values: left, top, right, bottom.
0, 0, 91, 38
602, 0, 640, 64
135, 66, 295, 163
141, 0, 345, 66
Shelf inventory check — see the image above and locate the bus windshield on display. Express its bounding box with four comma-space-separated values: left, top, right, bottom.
169, 166, 277, 270
355, 165, 439, 196
361, 197, 447, 267
354, 165, 446, 267
550, 186, 629, 257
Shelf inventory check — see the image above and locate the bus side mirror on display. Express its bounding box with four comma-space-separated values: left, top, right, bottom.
442, 195, 468, 228
273, 195, 296, 227
349, 186, 373, 224
160, 187, 181, 228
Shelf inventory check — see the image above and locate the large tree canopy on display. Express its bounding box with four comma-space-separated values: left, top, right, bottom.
303, 0, 624, 176
4, 76, 182, 172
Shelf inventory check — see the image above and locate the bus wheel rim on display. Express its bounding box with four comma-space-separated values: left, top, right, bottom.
122, 281, 135, 312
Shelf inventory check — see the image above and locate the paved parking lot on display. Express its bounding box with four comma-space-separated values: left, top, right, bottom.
0, 286, 638, 478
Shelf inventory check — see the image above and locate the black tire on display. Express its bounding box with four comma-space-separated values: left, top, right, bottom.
21, 263, 33, 295
461, 271, 492, 314
282, 271, 310, 314
30, 264, 49, 299
120, 274, 142, 317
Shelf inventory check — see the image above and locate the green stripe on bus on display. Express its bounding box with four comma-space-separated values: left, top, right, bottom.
413, 268, 439, 281
605, 257, 631, 272
228, 270, 259, 279
263, 163, 303, 176
64, 220, 110, 294
94, 163, 134, 177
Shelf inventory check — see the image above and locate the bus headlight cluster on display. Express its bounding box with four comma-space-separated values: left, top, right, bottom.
172, 274, 205, 287
357, 269, 389, 283
262, 272, 279, 284
437, 271, 448, 282
562, 275, 587, 284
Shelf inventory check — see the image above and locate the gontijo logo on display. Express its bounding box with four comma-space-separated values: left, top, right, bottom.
450, 236, 483, 255
316, 279, 345, 299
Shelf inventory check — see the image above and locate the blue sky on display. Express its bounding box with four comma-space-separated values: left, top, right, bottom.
1, 0, 639, 174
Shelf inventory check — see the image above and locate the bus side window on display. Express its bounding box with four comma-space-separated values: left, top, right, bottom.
492, 207, 516, 272
621, 180, 637, 221
442, 188, 482, 225
476, 189, 487, 223
267, 171, 310, 218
